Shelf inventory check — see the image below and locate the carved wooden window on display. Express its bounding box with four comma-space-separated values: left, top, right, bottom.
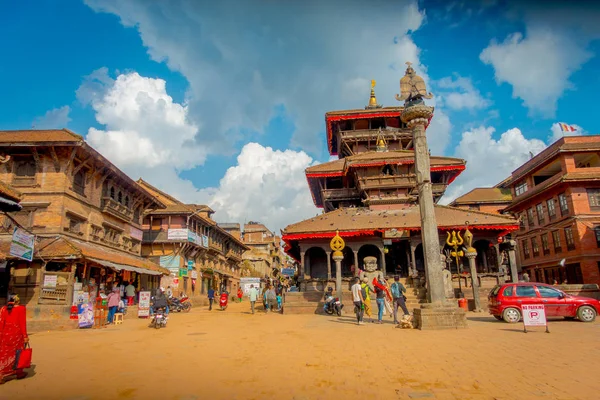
118, 191, 123, 204
536, 203, 545, 225
595, 227, 600, 248
13, 158, 36, 185
527, 208, 535, 227
541, 233, 550, 255
131, 239, 141, 252
125, 196, 129, 207
587, 188, 600, 209
552, 230, 562, 253
133, 207, 140, 223
558, 193, 569, 215
515, 181, 528, 196
564, 227, 575, 251
69, 219, 82, 234
73, 169, 86, 196
522, 240, 530, 259
110, 187, 115, 199
531, 237, 539, 257
547, 198, 556, 219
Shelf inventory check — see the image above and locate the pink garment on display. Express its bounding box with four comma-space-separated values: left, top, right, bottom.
0, 305, 28, 379
107, 292, 120, 308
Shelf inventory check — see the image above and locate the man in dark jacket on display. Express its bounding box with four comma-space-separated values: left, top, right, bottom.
391, 276, 409, 324
152, 288, 169, 315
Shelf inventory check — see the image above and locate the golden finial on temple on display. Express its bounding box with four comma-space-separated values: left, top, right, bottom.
366, 79, 382, 110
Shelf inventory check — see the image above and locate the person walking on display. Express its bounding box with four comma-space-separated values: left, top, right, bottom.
207, 287, 215, 311
125, 281, 136, 306
265, 285, 277, 313
106, 287, 120, 324
248, 284, 259, 314
374, 278, 387, 324
237, 287, 243, 303
360, 277, 373, 323
0, 295, 29, 384
391, 275, 410, 324
351, 277, 364, 325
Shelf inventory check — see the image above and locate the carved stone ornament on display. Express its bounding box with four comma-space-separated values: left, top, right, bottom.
400, 104, 434, 124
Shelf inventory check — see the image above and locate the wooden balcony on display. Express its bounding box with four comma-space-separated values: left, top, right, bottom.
409, 183, 447, 195
101, 197, 133, 222
209, 241, 222, 252
226, 249, 242, 262
321, 188, 360, 202
358, 175, 416, 190
339, 128, 412, 140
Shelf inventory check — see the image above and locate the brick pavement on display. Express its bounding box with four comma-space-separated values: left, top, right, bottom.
1, 302, 598, 400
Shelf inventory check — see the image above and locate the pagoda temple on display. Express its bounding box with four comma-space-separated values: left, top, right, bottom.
282, 81, 520, 291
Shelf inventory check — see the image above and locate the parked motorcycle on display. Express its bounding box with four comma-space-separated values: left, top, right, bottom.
169, 295, 192, 313
219, 292, 229, 311
324, 296, 343, 316
151, 307, 168, 329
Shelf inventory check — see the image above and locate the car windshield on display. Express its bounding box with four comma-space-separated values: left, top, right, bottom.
489, 286, 501, 296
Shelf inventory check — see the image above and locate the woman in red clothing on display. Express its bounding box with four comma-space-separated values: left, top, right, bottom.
237, 287, 243, 303
0, 294, 29, 384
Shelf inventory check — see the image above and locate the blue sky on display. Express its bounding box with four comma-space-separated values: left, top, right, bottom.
1, 0, 599, 232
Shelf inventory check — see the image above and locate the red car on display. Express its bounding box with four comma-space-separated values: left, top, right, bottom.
488, 282, 600, 323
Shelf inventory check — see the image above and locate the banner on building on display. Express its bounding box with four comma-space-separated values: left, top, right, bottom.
281, 268, 295, 277
240, 277, 262, 294
201, 235, 209, 248
167, 228, 188, 240
159, 254, 181, 275
9, 227, 35, 262
138, 291, 151, 317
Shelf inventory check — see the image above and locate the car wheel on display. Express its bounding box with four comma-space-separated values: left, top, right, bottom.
502, 307, 521, 323
577, 305, 597, 322
493, 315, 503, 321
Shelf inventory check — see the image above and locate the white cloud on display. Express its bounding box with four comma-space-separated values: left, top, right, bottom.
80, 70, 204, 170
480, 27, 592, 118
33, 106, 71, 128
435, 76, 490, 111
442, 126, 547, 204
83, 0, 440, 154
549, 122, 586, 143
208, 143, 319, 233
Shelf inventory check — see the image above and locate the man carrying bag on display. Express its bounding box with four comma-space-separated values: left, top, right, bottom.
391, 276, 410, 325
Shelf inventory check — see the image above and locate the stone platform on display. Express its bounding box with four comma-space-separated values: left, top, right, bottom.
413, 303, 468, 330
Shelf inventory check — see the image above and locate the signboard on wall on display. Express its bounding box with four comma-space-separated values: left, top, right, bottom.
10, 227, 35, 261
383, 228, 409, 239
159, 254, 181, 275
187, 260, 194, 270
201, 235, 209, 248
167, 228, 188, 240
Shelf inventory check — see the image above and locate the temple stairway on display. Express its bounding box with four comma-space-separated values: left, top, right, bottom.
283, 278, 427, 315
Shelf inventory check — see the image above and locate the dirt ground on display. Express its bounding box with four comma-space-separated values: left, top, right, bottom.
2, 301, 599, 400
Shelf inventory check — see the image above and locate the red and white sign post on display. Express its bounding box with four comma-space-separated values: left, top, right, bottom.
522, 304, 550, 333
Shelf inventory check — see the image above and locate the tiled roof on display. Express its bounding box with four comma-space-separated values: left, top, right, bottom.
306, 151, 465, 176
325, 107, 402, 117
283, 205, 517, 235
0, 181, 22, 202
450, 188, 512, 205
563, 171, 600, 181
0, 236, 169, 275
0, 129, 83, 144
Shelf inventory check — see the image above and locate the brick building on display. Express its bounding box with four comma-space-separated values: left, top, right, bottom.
241, 222, 283, 278
0, 129, 169, 316
138, 180, 247, 297
449, 181, 512, 215
503, 135, 600, 285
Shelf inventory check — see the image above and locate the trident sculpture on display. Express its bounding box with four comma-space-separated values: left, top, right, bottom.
446, 230, 465, 295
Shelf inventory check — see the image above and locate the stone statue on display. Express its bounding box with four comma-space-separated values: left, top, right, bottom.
440, 253, 454, 299
395, 62, 433, 106
359, 256, 384, 292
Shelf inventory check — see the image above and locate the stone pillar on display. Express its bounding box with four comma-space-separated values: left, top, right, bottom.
326, 251, 332, 280
465, 249, 482, 312
333, 254, 343, 313
379, 247, 387, 276
409, 239, 416, 268
507, 240, 519, 283
299, 251, 306, 280
402, 106, 445, 305
353, 249, 359, 276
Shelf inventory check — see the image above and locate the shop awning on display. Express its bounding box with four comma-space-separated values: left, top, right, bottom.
86, 257, 163, 276
0, 195, 22, 212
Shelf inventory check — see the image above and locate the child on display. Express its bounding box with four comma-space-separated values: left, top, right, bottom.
276, 293, 282, 310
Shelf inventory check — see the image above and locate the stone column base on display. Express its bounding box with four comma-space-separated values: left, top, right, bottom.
413, 303, 468, 330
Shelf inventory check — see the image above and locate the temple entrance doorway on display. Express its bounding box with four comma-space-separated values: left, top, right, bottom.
415, 244, 424, 272
384, 240, 410, 277
306, 247, 328, 279
331, 247, 354, 278
474, 239, 497, 273
357, 244, 380, 271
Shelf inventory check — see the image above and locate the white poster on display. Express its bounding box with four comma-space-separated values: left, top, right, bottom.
191, 270, 198, 279
523, 304, 547, 327
168, 228, 188, 240
43, 274, 57, 288
10, 227, 35, 262
138, 291, 151, 317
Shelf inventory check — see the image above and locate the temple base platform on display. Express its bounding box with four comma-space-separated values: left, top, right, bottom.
413, 303, 468, 330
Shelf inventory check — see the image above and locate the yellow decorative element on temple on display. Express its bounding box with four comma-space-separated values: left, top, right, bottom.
375, 128, 387, 152
463, 225, 475, 253
446, 230, 464, 268
366, 79, 381, 109
329, 230, 345, 257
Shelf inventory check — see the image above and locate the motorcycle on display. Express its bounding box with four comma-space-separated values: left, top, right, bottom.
151, 307, 168, 329
324, 296, 343, 316
219, 292, 229, 311
169, 295, 192, 313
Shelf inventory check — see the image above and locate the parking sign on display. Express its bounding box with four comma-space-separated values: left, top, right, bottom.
522, 304, 549, 333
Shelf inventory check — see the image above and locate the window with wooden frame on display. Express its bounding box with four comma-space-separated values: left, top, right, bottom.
12, 157, 36, 186
541, 233, 550, 255
558, 193, 569, 215
151, 218, 162, 231
536, 203, 545, 225
515, 181, 528, 196
73, 168, 86, 196
68, 218, 83, 235
587, 188, 600, 209
595, 227, 600, 248
531, 237, 540, 257
564, 227, 575, 251
552, 230, 562, 253
527, 208, 535, 227
522, 239, 530, 259
547, 198, 556, 220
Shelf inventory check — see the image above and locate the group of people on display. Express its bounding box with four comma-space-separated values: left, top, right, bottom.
351, 275, 410, 326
